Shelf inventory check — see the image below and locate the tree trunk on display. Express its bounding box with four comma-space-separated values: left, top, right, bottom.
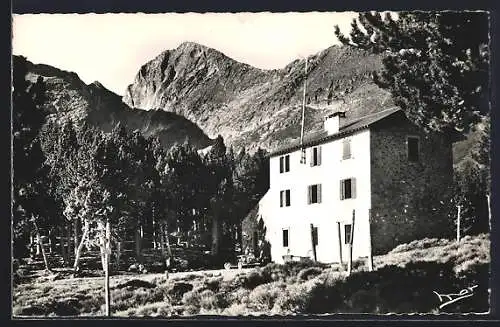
135, 227, 143, 263
33, 220, 50, 272
98, 221, 106, 271
74, 218, 79, 257
73, 219, 90, 272
211, 215, 221, 256
60, 225, 68, 265
66, 223, 72, 261
104, 218, 111, 317
48, 229, 54, 254
164, 224, 173, 258
115, 241, 122, 270
152, 207, 156, 249
160, 224, 165, 256
35, 233, 41, 256
236, 224, 242, 254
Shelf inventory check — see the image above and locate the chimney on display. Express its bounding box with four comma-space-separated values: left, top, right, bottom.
324, 111, 346, 135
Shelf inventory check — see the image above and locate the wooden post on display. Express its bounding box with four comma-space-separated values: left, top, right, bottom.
60, 226, 67, 265
487, 194, 491, 222
152, 206, 157, 249
337, 222, 343, 266
347, 210, 355, 276
74, 218, 79, 257
456, 205, 461, 243
104, 217, 111, 317
160, 224, 165, 255
310, 223, 317, 262
66, 223, 72, 260
35, 233, 41, 256
367, 209, 374, 272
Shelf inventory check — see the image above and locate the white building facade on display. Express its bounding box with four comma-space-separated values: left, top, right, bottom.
254, 107, 454, 264
259, 112, 374, 264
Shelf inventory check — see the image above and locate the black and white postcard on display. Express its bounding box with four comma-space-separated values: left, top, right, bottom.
11, 9, 493, 318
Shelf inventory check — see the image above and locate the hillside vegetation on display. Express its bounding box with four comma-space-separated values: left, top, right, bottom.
13, 234, 490, 317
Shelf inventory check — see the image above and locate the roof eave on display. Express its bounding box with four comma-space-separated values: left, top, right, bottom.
268, 124, 370, 158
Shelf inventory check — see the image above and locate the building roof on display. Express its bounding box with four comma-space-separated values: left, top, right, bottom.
269, 107, 402, 157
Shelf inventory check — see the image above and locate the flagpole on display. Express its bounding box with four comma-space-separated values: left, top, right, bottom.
300, 57, 308, 146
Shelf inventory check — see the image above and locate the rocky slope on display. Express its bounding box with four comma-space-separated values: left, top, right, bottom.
123, 42, 394, 152
22, 57, 212, 149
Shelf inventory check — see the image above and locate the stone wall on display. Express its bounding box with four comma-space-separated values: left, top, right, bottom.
369, 113, 454, 254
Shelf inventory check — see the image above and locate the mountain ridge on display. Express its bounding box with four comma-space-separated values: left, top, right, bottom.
20, 56, 212, 149
17, 41, 481, 166
123, 42, 393, 152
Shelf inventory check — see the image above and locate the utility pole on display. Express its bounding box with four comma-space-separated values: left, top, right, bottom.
367, 209, 374, 272
347, 210, 355, 276
337, 221, 343, 269
456, 205, 461, 243
310, 223, 317, 262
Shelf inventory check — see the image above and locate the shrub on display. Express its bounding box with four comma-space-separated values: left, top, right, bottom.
228, 288, 251, 305
134, 302, 170, 317
115, 279, 156, 290
111, 286, 166, 312
204, 276, 222, 292
240, 270, 271, 289
181, 290, 200, 308
222, 303, 251, 316
167, 282, 194, 304
297, 267, 323, 281
183, 305, 199, 315
198, 290, 217, 311
248, 282, 286, 311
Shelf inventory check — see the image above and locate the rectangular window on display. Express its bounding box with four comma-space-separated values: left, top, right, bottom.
344, 224, 352, 245
280, 190, 291, 207
312, 226, 318, 246
279, 155, 290, 173
308, 184, 322, 204
282, 229, 289, 247
342, 139, 351, 160
310, 146, 322, 166
407, 136, 419, 162
340, 178, 356, 200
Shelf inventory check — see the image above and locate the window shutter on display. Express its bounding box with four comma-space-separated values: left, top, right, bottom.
351, 178, 357, 199
343, 139, 351, 159
317, 184, 322, 203
310, 148, 314, 167
283, 229, 288, 247
285, 155, 290, 172
280, 191, 283, 207
340, 180, 344, 200
286, 190, 290, 207
317, 146, 322, 166
280, 157, 284, 173
307, 186, 311, 204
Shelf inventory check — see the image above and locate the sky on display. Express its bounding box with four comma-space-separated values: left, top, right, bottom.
12, 12, 359, 96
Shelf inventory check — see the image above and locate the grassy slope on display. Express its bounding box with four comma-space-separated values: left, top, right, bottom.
12, 233, 490, 317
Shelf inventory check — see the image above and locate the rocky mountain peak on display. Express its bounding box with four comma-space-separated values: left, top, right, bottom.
89, 80, 106, 89
122, 43, 393, 152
